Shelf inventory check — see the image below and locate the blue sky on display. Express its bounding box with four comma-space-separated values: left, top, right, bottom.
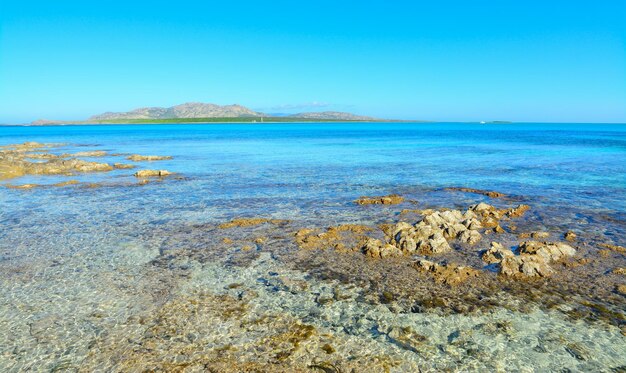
0, 1, 625, 123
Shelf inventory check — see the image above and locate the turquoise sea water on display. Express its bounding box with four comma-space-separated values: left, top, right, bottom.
1, 122, 626, 371
2, 122, 625, 211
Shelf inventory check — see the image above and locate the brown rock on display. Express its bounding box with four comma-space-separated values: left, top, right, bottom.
598, 250, 611, 258
445, 187, 506, 198
219, 218, 286, 229
53, 180, 79, 187
6, 183, 38, 189
114, 163, 135, 169
482, 242, 514, 264
133, 170, 172, 177
518, 241, 576, 262
530, 231, 550, 239
355, 194, 404, 205
458, 229, 482, 245
504, 204, 531, 218
612, 268, 626, 276
413, 259, 480, 285
616, 284, 626, 296
500, 255, 554, 278
564, 231, 577, 242
296, 224, 373, 252
598, 243, 626, 253
362, 238, 402, 258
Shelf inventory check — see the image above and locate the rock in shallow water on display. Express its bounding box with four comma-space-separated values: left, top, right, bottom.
355, 194, 405, 205
134, 170, 173, 177
126, 154, 173, 161
484, 240, 577, 278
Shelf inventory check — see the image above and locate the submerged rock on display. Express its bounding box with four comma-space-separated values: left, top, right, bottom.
219, 218, 287, 229
114, 163, 135, 169
599, 243, 626, 254
296, 224, 373, 252
413, 259, 480, 285
126, 154, 173, 161
6, 183, 38, 189
70, 150, 107, 157
355, 194, 404, 205
445, 187, 506, 198
53, 180, 80, 187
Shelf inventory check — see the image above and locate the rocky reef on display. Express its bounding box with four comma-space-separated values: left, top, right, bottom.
0, 142, 175, 188
0, 142, 113, 180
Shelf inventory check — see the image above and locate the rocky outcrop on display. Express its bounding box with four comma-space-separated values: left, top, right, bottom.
483, 240, 576, 278
296, 202, 531, 260
355, 194, 404, 205
133, 170, 172, 177
391, 207, 487, 255
1, 142, 115, 180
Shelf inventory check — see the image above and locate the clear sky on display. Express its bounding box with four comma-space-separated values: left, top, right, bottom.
1, 1, 625, 124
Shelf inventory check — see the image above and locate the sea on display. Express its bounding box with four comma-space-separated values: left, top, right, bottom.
1, 122, 625, 371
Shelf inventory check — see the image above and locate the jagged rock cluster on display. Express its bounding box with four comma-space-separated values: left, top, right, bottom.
482, 240, 576, 278
363, 202, 529, 259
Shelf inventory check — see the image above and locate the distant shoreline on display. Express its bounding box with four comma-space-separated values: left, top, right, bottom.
3, 117, 425, 126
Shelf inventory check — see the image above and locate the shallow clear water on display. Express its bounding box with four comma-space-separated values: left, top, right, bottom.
1, 122, 625, 371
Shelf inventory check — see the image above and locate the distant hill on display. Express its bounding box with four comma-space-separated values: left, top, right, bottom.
89, 102, 262, 120
29, 102, 382, 124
